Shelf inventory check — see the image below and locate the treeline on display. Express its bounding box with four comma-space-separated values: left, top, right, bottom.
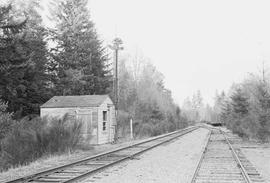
117, 53, 189, 138
0, 0, 110, 119
213, 72, 270, 141
181, 71, 270, 141
181, 90, 216, 124
181, 90, 204, 123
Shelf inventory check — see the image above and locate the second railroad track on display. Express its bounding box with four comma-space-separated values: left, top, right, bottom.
191, 128, 265, 183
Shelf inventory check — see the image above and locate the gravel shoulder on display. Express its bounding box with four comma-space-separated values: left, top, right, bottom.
220, 127, 270, 182
82, 128, 210, 183
241, 144, 270, 182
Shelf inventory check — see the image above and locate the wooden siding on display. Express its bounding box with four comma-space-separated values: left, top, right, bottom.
97, 97, 115, 144
40, 107, 98, 144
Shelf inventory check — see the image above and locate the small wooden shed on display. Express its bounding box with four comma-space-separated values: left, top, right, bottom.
40, 95, 116, 145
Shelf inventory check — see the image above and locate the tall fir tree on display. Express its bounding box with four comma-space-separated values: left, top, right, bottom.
0, 4, 29, 118
0, 2, 50, 118
231, 88, 249, 116
213, 91, 226, 122
220, 99, 233, 126
255, 81, 270, 139
50, 0, 111, 96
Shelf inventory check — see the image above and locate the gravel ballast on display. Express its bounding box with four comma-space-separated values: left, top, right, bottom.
241, 146, 270, 182
82, 128, 210, 183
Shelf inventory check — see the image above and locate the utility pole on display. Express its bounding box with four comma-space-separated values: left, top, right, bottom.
109, 37, 123, 141
130, 118, 133, 139
262, 60, 266, 83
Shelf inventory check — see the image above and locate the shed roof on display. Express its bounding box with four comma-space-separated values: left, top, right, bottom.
40, 95, 111, 108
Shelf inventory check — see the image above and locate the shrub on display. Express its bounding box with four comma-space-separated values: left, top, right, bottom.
257, 127, 270, 142
116, 110, 130, 138
0, 100, 15, 142
134, 119, 177, 137
44, 115, 82, 153
0, 115, 82, 171
152, 123, 165, 136
137, 122, 153, 137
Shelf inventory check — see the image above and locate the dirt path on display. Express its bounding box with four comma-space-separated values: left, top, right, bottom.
82, 128, 210, 183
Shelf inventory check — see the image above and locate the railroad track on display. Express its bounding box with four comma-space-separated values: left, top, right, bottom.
191, 128, 265, 183
6, 126, 198, 183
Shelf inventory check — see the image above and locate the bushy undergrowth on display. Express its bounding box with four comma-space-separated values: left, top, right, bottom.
116, 56, 189, 139
225, 113, 270, 141
117, 108, 184, 139
0, 101, 15, 142
221, 81, 270, 142
133, 119, 177, 138
0, 115, 82, 171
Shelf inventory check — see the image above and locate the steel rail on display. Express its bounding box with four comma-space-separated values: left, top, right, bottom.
220, 129, 253, 183
6, 126, 199, 183
190, 130, 212, 183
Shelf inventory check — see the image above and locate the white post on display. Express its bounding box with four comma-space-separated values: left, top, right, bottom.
130, 118, 133, 139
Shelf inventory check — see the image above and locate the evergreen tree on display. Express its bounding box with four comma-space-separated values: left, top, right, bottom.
231, 88, 249, 116
191, 90, 203, 121
50, 0, 111, 96
0, 4, 30, 118
228, 87, 250, 136
175, 106, 182, 128
0, 2, 50, 118
192, 90, 203, 110
14, 0, 53, 114
213, 91, 226, 122
255, 81, 270, 139
220, 99, 233, 126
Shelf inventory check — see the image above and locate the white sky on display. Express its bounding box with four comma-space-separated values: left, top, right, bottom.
34, 0, 270, 105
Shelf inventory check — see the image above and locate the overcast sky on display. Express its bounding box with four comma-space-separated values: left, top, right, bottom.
42, 0, 270, 105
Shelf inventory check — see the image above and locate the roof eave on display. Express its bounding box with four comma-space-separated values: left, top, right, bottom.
40, 105, 99, 108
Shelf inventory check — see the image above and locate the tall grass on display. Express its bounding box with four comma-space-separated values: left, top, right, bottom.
0, 115, 82, 171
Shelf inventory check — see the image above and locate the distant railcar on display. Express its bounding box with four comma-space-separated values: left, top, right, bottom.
207, 121, 223, 127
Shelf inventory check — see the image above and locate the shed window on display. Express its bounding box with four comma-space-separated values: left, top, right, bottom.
103, 111, 107, 121
103, 111, 107, 131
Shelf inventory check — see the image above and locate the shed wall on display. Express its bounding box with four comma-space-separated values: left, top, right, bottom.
97, 98, 115, 144
40, 107, 98, 144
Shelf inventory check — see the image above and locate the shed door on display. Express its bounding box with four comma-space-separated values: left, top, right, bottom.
77, 111, 92, 140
